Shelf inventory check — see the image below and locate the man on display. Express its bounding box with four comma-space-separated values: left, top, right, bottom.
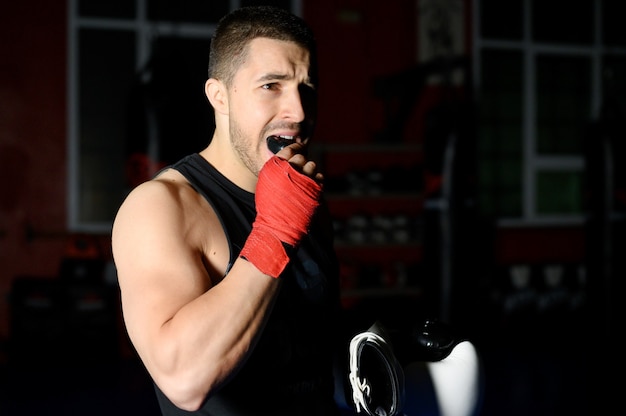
112, 6, 343, 416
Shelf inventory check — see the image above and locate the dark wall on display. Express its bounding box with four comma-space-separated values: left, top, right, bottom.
304, 0, 418, 144
0, 2, 69, 352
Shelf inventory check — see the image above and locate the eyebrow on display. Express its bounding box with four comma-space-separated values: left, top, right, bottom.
256, 72, 316, 89
256, 73, 291, 83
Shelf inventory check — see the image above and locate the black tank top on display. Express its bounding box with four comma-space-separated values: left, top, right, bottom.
153, 153, 342, 416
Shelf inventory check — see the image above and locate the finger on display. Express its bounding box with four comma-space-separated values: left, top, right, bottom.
288, 153, 307, 166
300, 160, 317, 176
276, 142, 306, 160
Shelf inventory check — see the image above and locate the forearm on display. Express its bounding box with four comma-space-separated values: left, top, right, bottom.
135, 259, 280, 411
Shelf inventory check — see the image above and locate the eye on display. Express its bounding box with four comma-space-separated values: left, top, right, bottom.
262, 83, 279, 91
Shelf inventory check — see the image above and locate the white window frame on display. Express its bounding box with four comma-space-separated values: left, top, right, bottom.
472, 0, 626, 226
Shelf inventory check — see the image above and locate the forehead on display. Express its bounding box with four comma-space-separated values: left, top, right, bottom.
238, 37, 311, 79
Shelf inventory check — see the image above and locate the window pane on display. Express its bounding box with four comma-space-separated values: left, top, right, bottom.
78, 0, 135, 18
535, 55, 590, 155
603, 1, 626, 47
147, 0, 228, 23
126, 36, 213, 169
532, 0, 594, 44
479, 158, 523, 217
78, 29, 136, 224
536, 170, 583, 215
478, 50, 523, 217
479, 0, 523, 40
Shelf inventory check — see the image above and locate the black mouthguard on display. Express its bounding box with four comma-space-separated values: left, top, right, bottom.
266, 135, 292, 154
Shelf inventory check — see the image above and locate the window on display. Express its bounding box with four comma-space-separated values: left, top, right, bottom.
68, 0, 299, 232
474, 0, 626, 224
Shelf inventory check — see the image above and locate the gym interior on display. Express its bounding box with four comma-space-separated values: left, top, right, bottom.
1, 1, 622, 415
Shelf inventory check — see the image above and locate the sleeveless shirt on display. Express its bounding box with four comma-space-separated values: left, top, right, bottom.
153, 153, 342, 416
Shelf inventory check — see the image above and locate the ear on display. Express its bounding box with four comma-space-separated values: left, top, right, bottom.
205, 78, 228, 115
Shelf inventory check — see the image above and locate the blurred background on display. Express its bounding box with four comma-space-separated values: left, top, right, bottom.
0, 0, 623, 415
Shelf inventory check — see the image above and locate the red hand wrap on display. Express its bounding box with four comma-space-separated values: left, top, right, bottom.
240, 156, 323, 278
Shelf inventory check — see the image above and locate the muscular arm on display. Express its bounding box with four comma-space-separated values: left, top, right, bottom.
112, 177, 280, 411
112, 144, 321, 412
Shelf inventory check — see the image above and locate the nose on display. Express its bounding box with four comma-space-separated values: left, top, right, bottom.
280, 87, 306, 122
281, 84, 317, 124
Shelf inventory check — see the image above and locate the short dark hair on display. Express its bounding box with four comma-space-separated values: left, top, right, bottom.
208, 6, 318, 87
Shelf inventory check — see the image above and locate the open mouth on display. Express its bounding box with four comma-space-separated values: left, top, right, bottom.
266, 135, 296, 154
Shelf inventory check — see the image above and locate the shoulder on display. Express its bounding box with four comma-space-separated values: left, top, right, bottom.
112, 174, 170, 238
112, 167, 229, 287
112, 168, 221, 259
115, 169, 201, 221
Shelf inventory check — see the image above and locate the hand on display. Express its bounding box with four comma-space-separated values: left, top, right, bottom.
274, 141, 324, 183
240, 153, 323, 278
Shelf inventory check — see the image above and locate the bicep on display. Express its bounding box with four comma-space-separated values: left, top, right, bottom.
112, 184, 211, 359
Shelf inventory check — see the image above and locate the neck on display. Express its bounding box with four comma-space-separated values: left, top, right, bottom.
200, 135, 258, 193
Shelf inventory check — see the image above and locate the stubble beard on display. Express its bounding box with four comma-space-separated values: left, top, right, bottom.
230, 117, 264, 177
